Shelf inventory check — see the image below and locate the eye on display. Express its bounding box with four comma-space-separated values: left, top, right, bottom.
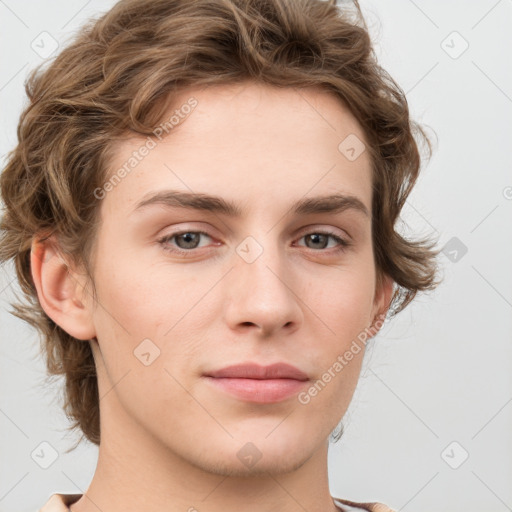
295, 230, 351, 252
157, 228, 351, 257
158, 230, 216, 256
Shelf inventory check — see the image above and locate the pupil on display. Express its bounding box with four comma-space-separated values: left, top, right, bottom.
179, 233, 198, 248
309, 233, 327, 249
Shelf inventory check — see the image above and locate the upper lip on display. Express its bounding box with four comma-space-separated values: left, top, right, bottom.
204, 363, 309, 381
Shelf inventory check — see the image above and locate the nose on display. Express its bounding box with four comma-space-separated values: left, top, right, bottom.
222, 236, 303, 338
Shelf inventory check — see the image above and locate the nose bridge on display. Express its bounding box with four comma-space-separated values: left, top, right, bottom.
237, 232, 286, 292
223, 228, 302, 334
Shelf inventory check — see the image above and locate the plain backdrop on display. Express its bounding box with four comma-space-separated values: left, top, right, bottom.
1, 1, 511, 511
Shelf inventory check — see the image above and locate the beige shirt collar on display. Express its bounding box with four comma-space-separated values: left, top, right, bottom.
39, 493, 396, 512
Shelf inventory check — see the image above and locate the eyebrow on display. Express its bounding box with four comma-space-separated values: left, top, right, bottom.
131, 190, 370, 218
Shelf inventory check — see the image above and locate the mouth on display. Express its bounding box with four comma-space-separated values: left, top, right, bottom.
202, 362, 310, 404
202, 376, 309, 403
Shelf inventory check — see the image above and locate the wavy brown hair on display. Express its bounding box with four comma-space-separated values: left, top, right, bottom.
0, 0, 440, 445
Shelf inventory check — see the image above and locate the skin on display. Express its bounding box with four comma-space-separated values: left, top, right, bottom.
31, 81, 393, 512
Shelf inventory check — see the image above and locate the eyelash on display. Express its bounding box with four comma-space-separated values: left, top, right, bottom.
157, 229, 351, 257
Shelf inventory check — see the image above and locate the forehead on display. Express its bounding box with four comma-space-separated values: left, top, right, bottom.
101, 81, 372, 219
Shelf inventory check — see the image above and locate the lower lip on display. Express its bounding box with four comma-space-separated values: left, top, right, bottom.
203, 377, 309, 403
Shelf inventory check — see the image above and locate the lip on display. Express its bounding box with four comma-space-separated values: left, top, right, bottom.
205, 362, 309, 380
203, 363, 309, 403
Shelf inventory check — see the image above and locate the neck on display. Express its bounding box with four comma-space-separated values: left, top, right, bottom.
72, 396, 340, 512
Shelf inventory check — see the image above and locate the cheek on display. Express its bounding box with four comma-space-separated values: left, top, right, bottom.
302, 263, 375, 395
90, 245, 211, 372
92, 242, 177, 332
89, 252, 196, 414
308, 264, 376, 335
89, 244, 163, 369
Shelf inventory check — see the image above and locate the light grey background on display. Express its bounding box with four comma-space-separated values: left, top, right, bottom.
1, 1, 511, 511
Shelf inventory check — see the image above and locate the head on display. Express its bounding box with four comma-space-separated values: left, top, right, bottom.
0, 0, 439, 469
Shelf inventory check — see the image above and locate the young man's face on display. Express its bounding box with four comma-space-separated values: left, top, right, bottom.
72, 82, 391, 474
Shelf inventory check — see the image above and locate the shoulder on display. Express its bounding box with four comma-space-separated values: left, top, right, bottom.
39, 494, 82, 512
333, 496, 396, 512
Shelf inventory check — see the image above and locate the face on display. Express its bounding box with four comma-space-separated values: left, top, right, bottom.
74, 82, 391, 475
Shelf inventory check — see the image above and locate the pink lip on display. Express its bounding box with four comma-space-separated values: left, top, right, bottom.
203, 363, 309, 403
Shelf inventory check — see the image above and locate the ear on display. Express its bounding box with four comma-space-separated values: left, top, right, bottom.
30, 234, 96, 341
369, 272, 395, 335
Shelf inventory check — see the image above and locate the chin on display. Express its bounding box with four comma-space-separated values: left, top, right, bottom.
181, 428, 319, 478
191, 444, 315, 478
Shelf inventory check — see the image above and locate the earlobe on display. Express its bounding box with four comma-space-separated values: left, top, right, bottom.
370, 273, 395, 333
30, 235, 96, 341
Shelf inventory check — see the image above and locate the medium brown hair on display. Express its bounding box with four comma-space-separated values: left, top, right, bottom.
0, 0, 440, 445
